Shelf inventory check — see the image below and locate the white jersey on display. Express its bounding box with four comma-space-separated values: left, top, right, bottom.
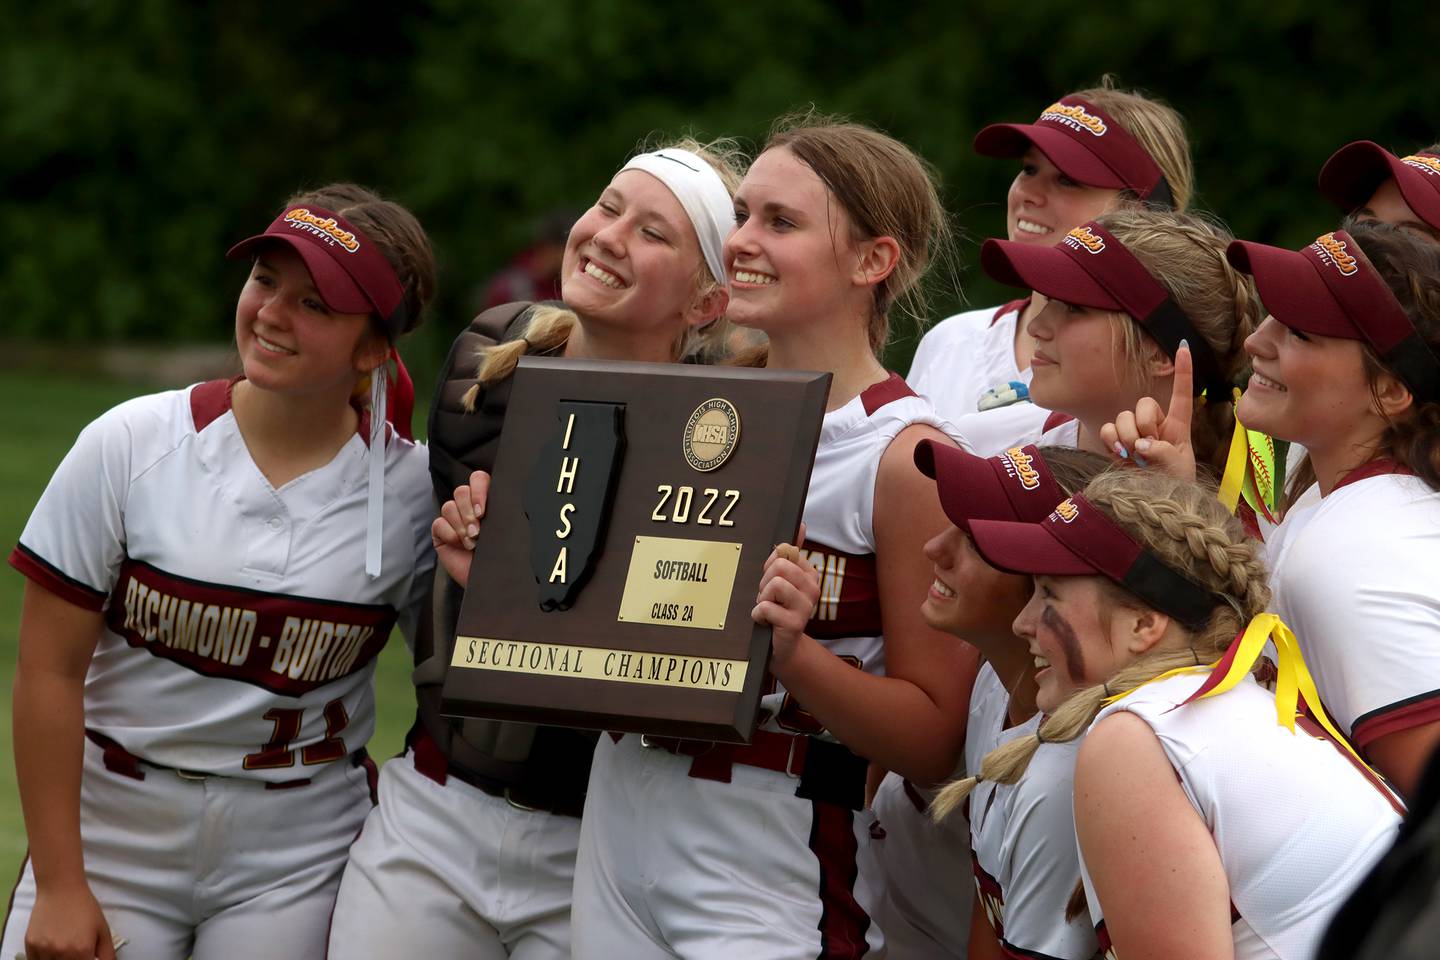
759, 374, 964, 736
1034, 416, 1081, 450
10, 380, 434, 781
867, 664, 1016, 959
910, 300, 1053, 457
1080, 671, 1402, 959
966, 667, 1094, 959
964, 662, 1037, 776
1265, 466, 1440, 750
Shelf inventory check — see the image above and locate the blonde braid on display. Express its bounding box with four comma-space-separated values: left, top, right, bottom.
1101, 492, 1267, 609
461, 305, 579, 410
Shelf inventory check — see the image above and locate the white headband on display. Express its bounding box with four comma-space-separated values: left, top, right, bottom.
620, 148, 734, 285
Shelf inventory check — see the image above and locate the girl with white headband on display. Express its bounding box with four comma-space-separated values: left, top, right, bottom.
568, 114, 975, 959
327, 138, 744, 960
6, 184, 437, 960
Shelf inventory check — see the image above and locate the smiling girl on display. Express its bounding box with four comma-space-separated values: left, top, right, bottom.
949, 469, 1402, 960
906, 441, 1108, 960
909, 81, 1192, 455
570, 116, 972, 959
5, 185, 436, 960
1224, 221, 1440, 797
329, 140, 744, 960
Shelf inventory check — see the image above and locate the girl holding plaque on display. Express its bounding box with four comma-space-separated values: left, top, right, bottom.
331, 138, 745, 960
571, 115, 977, 958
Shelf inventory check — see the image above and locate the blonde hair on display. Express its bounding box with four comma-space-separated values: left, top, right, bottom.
932, 470, 1270, 824
469, 136, 747, 395
1093, 206, 1263, 479
765, 110, 956, 355
1069, 76, 1194, 212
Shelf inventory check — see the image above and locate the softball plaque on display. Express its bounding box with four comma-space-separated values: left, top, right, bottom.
442, 357, 830, 743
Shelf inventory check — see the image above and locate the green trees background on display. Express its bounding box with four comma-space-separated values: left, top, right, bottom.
4, 0, 1438, 371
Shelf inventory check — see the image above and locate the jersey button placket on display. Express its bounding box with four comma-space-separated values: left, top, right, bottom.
241, 491, 292, 579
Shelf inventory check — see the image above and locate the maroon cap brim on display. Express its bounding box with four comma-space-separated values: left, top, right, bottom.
227, 233, 374, 315
981, 238, 1123, 311
967, 518, 1097, 577
1319, 142, 1440, 229
915, 441, 1014, 530
974, 122, 1129, 190
1226, 240, 1357, 339
1319, 140, 1398, 211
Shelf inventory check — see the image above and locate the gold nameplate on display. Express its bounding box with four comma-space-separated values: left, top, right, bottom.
450, 637, 748, 692
616, 535, 742, 631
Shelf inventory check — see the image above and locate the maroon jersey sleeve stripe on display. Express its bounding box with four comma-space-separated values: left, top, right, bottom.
1349, 692, 1440, 768
1290, 716, 1399, 817
1042, 410, 1075, 433
189, 378, 237, 432
105, 557, 397, 697
992, 297, 1031, 325
9, 544, 107, 611
1095, 920, 1112, 955
801, 540, 882, 639
860, 373, 916, 416
808, 801, 873, 959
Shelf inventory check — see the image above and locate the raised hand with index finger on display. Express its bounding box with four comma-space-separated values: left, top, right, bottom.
1100, 339, 1199, 481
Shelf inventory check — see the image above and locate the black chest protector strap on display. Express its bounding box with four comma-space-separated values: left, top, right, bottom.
413, 302, 598, 784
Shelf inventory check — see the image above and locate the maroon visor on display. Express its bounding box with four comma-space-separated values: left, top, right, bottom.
915, 440, 1065, 529
981, 221, 1227, 396
974, 97, 1172, 206
968, 494, 1217, 627
1227, 230, 1440, 402
227, 206, 408, 339
1318, 141, 1440, 232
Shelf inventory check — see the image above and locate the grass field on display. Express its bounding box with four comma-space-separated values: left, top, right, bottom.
0, 369, 422, 902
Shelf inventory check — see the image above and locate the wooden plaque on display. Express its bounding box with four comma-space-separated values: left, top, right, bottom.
439, 356, 831, 742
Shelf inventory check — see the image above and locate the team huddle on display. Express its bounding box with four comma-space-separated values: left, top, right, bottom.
7, 78, 1440, 960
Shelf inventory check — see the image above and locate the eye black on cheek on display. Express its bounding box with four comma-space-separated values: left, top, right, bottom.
1041, 605, 1087, 684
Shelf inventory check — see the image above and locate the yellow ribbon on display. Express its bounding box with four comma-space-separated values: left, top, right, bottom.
1103, 612, 1377, 773
1217, 388, 1248, 514
1101, 665, 1209, 704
